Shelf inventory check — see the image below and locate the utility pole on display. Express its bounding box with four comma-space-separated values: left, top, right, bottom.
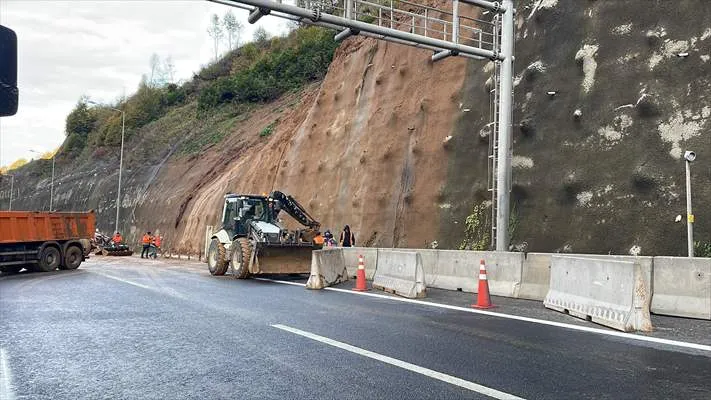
87, 100, 126, 233
8, 174, 14, 211
50, 155, 55, 211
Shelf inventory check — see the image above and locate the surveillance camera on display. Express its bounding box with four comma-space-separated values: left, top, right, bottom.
683, 151, 696, 162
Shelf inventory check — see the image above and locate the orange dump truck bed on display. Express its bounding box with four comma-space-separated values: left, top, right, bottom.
0, 211, 96, 244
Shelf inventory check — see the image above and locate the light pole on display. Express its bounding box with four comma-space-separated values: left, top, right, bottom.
683, 150, 696, 257
87, 100, 125, 233
29, 149, 55, 211
7, 174, 13, 211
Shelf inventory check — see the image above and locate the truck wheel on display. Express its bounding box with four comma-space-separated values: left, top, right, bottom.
37, 246, 61, 272
207, 238, 228, 276
231, 238, 252, 279
60, 246, 83, 270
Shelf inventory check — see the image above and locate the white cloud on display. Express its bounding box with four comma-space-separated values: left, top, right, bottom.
0, 0, 290, 167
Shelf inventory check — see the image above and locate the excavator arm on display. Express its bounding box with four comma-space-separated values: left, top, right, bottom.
268, 191, 321, 231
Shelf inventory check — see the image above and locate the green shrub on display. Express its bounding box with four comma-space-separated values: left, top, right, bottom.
695, 241, 711, 258
198, 27, 339, 111
260, 121, 277, 137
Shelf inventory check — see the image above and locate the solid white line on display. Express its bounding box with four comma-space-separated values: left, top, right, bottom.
260, 279, 711, 353
0, 348, 16, 400
272, 324, 525, 400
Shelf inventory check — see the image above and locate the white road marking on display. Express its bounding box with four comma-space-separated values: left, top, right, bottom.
94, 272, 154, 290
0, 348, 16, 400
272, 324, 525, 400
253, 277, 305, 287
262, 279, 711, 353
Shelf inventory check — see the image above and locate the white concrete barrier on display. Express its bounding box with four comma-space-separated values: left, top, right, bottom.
544, 256, 652, 332
306, 249, 349, 290
342, 247, 378, 279
519, 253, 552, 301
373, 250, 426, 298
651, 257, 711, 320
422, 250, 523, 298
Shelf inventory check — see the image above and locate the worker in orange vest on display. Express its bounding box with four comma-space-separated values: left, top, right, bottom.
112, 231, 122, 245
150, 234, 162, 259
141, 231, 152, 258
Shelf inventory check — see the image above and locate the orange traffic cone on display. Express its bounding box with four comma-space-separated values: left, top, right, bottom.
472, 259, 494, 309
353, 255, 368, 292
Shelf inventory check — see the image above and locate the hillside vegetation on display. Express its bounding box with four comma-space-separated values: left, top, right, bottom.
57, 27, 337, 163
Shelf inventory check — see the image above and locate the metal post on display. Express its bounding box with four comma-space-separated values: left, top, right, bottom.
49, 156, 55, 211
346, 0, 353, 19
495, 0, 514, 251
685, 160, 694, 257
116, 110, 125, 234
452, 0, 459, 44
8, 175, 14, 211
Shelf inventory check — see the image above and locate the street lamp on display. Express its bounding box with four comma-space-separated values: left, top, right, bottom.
87, 100, 125, 233
29, 149, 55, 211
683, 150, 696, 257
5, 174, 14, 211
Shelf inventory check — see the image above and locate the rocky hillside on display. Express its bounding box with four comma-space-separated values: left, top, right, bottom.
2, 0, 710, 256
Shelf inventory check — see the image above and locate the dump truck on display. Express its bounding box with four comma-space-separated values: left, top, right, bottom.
0, 211, 96, 274
207, 191, 322, 278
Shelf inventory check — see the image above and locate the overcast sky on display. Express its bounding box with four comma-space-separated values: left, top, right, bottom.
0, 0, 290, 167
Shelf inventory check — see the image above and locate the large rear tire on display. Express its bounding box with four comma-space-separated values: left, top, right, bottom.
37, 246, 61, 272
207, 238, 228, 276
59, 245, 83, 270
231, 238, 252, 279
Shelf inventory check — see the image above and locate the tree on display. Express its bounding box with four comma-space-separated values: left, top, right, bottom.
65, 100, 96, 137
163, 56, 176, 84
253, 26, 269, 44
149, 53, 162, 87
5, 158, 28, 171
222, 10, 243, 50
207, 14, 223, 60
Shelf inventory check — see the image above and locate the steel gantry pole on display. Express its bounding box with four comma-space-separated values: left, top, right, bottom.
495, 0, 514, 251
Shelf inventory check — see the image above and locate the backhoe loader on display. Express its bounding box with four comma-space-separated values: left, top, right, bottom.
206, 191, 323, 278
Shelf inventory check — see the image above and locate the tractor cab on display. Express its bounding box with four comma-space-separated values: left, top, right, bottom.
221, 195, 274, 238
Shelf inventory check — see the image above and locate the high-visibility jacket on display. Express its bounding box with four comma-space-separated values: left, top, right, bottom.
112, 234, 122, 244
142, 234, 151, 245
154, 236, 162, 247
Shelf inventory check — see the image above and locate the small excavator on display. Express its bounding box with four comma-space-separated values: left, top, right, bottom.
206, 191, 323, 278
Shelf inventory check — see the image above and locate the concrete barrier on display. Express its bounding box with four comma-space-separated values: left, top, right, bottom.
373, 250, 426, 298
342, 247, 378, 279
422, 250, 523, 298
306, 249, 349, 290
544, 256, 652, 332
519, 253, 552, 301
651, 257, 711, 320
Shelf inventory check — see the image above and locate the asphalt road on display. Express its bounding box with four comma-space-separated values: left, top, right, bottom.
1, 257, 710, 400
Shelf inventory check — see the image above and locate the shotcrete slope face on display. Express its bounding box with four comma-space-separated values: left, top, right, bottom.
5, 0, 710, 255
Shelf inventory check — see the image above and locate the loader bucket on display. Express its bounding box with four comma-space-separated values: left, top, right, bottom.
250, 246, 314, 275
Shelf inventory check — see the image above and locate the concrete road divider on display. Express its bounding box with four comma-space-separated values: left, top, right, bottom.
652, 257, 711, 320
306, 249, 349, 290
342, 247, 378, 279
544, 256, 653, 332
423, 250, 523, 298
373, 250, 426, 298
519, 253, 552, 301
